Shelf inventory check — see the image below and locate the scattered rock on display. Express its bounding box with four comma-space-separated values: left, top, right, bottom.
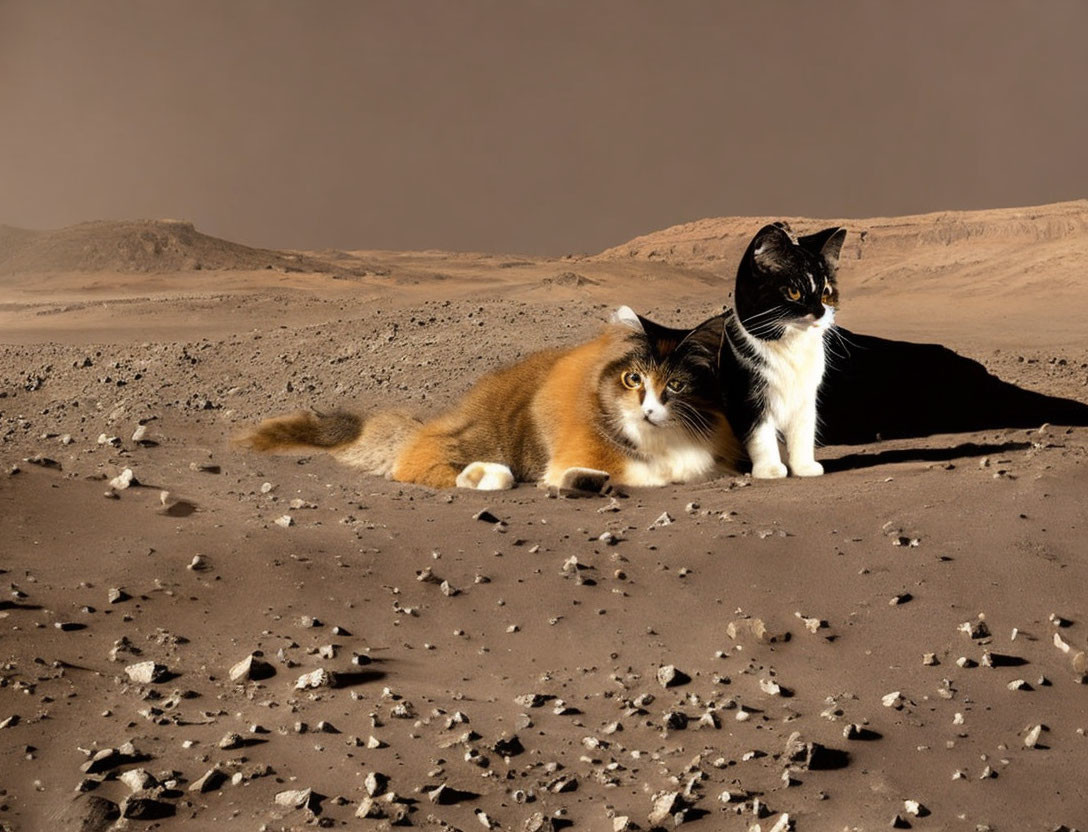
882, 691, 906, 709
492, 734, 524, 756
109, 468, 136, 490
364, 771, 389, 797
274, 787, 318, 812
120, 795, 175, 820
427, 783, 478, 804
295, 668, 337, 690
218, 732, 244, 749
649, 511, 674, 528
107, 587, 129, 604
903, 799, 929, 817
229, 654, 275, 682
727, 617, 788, 643
524, 812, 556, 832
958, 617, 991, 640
355, 797, 385, 819
657, 665, 691, 688
794, 612, 827, 633
760, 678, 789, 696
124, 661, 170, 684
118, 768, 156, 792
514, 693, 547, 708
783, 731, 849, 769
189, 767, 227, 793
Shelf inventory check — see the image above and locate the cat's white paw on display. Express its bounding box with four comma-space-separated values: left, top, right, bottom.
551, 466, 612, 496
790, 460, 824, 477
456, 461, 515, 491
751, 461, 788, 479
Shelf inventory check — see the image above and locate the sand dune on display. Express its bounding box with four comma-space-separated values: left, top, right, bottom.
0, 219, 370, 279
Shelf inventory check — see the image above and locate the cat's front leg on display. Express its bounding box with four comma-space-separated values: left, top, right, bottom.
747, 420, 788, 479
542, 466, 612, 497
456, 461, 516, 490
784, 401, 823, 477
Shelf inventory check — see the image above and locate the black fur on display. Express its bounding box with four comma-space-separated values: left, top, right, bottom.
733, 221, 845, 340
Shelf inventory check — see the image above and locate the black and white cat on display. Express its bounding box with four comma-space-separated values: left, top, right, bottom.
720, 222, 847, 478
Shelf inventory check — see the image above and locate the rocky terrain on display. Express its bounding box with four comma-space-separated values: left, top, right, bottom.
2, 204, 1087, 831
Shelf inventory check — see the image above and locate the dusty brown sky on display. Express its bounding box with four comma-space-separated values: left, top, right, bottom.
2, 0, 1086, 255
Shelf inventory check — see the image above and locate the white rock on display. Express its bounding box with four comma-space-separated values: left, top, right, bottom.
364, 771, 388, 797
768, 814, 792, 832
1024, 724, 1044, 747
958, 617, 991, 639
125, 661, 168, 684
355, 797, 385, 818
648, 791, 681, 825
650, 511, 674, 528
109, 468, 135, 490
274, 787, 312, 808
274, 514, 294, 528
759, 678, 783, 696
229, 654, 273, 682
881, 691, 905, 709
119, 768, 155, 792
903, 799, 926, 816
295, 668, 336, 690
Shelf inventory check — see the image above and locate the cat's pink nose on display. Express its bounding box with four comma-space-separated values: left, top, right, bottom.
643, 407, 667, 424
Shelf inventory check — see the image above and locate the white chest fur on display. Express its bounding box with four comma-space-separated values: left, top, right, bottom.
621, 424, 720, 486
750, 326, 827, 428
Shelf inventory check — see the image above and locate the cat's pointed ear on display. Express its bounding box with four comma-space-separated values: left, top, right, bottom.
799, 226, 847, 271
750, 223, 795, 273
610, 305, 644, 332
678, 314, 726, 370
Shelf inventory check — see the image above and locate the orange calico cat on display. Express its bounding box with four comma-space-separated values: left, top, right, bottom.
237, 307, 740, 492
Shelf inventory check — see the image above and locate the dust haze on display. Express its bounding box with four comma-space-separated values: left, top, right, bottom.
2, 0, 1087, 253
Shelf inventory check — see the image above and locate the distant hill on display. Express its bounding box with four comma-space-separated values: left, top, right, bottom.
596, 200, 1088, 298
0, 219, 363, 276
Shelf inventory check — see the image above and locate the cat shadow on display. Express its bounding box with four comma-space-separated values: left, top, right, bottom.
821, 441, 1031, 474
818, 328, 1088, 446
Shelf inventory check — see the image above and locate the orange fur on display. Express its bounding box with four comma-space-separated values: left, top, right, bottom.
532, 334, 630, 485
238, 324, 740, 490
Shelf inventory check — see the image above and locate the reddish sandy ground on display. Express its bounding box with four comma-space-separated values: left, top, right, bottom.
1, 204, 1086, 831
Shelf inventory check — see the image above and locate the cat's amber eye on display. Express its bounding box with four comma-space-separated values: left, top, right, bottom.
666, 379, 686, 394
621, 371, 643, 390
784, 286, 801, 301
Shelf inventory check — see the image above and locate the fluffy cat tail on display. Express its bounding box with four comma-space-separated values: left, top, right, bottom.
234, 409, 422, 477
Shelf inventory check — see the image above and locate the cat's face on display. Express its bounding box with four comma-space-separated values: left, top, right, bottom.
734, 222, 847, 340
603, 308, 724, 447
